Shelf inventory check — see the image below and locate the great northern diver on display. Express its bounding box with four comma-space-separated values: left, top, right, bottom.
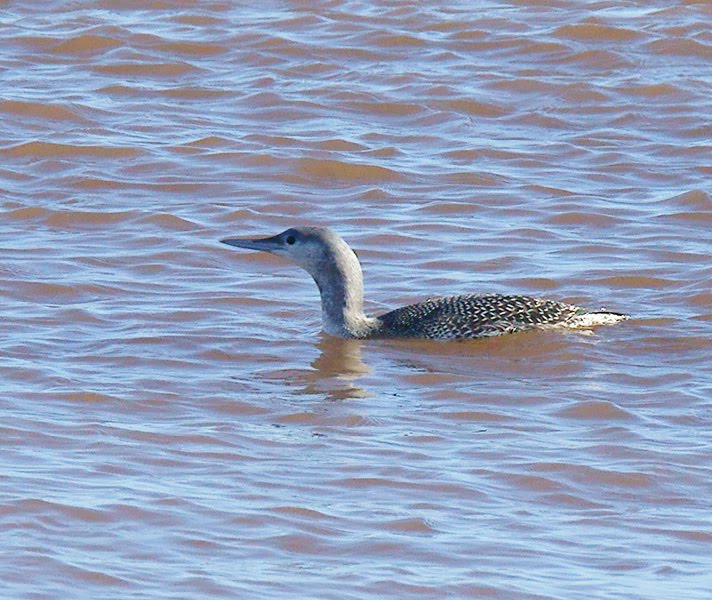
221, 227, 628, 340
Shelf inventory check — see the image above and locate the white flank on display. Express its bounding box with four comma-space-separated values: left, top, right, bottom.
565, 312, 629, 329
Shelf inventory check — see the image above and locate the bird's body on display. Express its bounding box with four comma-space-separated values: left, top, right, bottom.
375, 293, 622, 340
221, 227, 628, 340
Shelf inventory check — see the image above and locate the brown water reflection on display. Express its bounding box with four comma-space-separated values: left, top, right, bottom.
1, 1, 711, 599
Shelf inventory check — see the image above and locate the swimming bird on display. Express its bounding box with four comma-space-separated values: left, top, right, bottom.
221, 227, 628, 340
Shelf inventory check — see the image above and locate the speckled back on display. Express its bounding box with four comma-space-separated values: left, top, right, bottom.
375, 294, 583, 340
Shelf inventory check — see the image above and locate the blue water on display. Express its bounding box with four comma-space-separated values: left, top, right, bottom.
1, 2, 711, 599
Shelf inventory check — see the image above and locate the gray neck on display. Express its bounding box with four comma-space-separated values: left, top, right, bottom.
308, 245, 380, 339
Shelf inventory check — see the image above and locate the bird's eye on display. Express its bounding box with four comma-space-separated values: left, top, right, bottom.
286, 235, 296, 245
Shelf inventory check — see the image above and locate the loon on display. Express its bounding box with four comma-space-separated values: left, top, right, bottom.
221, 227, 628, 340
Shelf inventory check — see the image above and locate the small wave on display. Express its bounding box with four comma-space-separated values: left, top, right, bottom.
13, 281, 91, 303
51, 34, 121, 55
97, 84, 141, 96
314, 139, 367, 151
170, 13, 225, 27
12, 498, 112, 523
94, 62, 198, 77
595, 275, 674, 289
436, 98, 510, 118
560, 48, 633, 69
270, 505, 335, 520
654, 190, 712, 224
570, 465, 653, 488
507, 474, 562, 492
342, 100, 423, 117
558, 400, 635, 420
71, 177, 126, 189
140, 213, 201, 231
547, 211, 621, 226
623, 83, 681, 97
58, 391, 123, 404
156, 41, 227, 57
647, 38, 712, 60
182, 136, 235, 149
0, 141, 141, 159
4, 206, 139, 226
554, 23, 642, 42
663, 211, 712, 224
664, 189, 711, 210
444, 410, 512, 422
294, 157, 403, 183
382, 517, 436, 534
158, 87, 231, 99
370, 33, 426, 48
0, 100, 89, 123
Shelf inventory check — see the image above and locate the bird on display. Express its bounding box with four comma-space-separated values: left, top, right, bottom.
221, 227, 628, 340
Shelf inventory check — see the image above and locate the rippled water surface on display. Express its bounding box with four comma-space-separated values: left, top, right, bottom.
1, 1, 711, 598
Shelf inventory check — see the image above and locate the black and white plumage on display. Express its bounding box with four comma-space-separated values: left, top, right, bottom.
378, 294, 606, 339
221, 227, 628, 340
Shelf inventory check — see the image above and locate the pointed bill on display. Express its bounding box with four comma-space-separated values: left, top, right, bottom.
220, 234, 282, 252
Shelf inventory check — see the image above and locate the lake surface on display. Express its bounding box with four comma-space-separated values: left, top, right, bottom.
1, 1, 711, 598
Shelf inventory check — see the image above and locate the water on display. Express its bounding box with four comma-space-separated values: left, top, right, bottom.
1, 1, 711, 598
